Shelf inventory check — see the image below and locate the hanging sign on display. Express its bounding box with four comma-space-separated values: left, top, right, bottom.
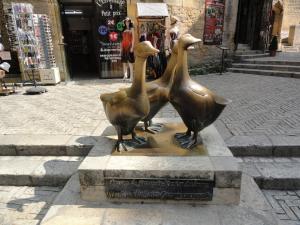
96, 0, 127, 63
203, 0, 225, 45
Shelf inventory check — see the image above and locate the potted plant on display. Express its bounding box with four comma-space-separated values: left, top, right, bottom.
269, 36, 278, 57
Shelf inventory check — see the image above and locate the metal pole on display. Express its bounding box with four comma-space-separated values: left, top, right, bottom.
220, 49, 225, 75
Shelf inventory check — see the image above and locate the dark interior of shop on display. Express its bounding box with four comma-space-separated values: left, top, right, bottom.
59, 0, 98, 79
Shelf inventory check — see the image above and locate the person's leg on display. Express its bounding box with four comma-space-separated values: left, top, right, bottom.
123, 63, 128, 80
129, 63, 134, 82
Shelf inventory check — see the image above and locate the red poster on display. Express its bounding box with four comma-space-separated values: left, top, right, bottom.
203, 0, 225, 45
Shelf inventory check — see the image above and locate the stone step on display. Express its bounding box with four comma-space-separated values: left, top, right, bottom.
227, 135, 300, 157
0, 156, 83, 186
228, 68, 300, 78
235, 50, 263, 55
0, 134, 94, 156
236, 43, 251, 50
234, 53, 269, 60
242, 59, 300, 66
240, 159, 300, 190
282, 46, 300, 52
232, 63, 300, 72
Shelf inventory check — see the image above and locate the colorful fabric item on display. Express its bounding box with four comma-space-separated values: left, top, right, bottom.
121, 31, 134, 63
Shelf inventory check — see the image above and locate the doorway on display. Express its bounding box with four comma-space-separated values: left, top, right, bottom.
59, 2, 98, 79
235, 0, 273, 50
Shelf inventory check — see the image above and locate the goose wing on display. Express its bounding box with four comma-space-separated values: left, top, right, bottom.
100, 90, 127, 104
189, 85, 209, 97
146, 83, 162, 102
189, 81, 231, 105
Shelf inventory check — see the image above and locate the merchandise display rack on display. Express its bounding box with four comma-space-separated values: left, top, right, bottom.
11, 3, 40, 71
10, 3, 47, 94
33, 14, 56, 69
4, 3, 59, 87
4, 7, 18, 51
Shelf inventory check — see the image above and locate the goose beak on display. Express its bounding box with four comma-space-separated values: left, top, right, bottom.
147, 46, 159, 56
187, 37, 202, 48
135, 41, 160, 57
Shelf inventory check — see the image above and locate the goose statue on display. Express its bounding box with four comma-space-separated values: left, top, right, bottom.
100, 41, 159, 151
142, 41, 179, 133
169, 34, 231, 149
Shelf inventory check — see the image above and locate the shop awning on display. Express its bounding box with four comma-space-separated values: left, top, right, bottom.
137, 3, 169, 18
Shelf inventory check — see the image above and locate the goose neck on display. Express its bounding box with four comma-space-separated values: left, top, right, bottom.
173, 48, 189, 85
131, 56, 147, 94
160, 53, 177, 84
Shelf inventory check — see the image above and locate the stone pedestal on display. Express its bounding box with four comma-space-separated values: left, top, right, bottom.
78, 123, 241, 205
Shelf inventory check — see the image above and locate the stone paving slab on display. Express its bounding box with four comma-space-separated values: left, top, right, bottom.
0, 156, 83, 186
0, 186, 61, 225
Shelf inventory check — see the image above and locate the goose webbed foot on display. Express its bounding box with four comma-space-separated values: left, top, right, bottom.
174, 129, 192, 140
114, 140, 128, 152
144, 121, 164, 134
133, 136, 147, 145
177, 131, 200, 150
131, 131, 147, 146
115, 126, 128, 152
180, 138, 198, 150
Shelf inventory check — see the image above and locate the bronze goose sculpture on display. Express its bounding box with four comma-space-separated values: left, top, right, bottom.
100, 41, 159, 151
169, 34, 231, 149
142, 41, 179, 133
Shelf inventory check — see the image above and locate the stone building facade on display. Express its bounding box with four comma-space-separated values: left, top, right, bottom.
281, 0, 300, 36
272, 0, 300, 42
0, 0, 239, 81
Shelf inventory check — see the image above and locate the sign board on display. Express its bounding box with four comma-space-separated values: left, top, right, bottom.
105, 178, 214, 200
0, 51, 12, 60
203, 0, 225, 45
96, 0, 127, 78
136, 3, 169, 17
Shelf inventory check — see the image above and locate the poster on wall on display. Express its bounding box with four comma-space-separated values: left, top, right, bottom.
203, 0, 225, 45
95, 0, 127, 78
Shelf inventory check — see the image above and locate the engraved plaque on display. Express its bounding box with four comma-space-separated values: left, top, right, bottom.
105, 178, 213, 200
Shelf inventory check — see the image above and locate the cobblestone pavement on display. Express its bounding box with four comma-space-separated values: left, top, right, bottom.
198, 73, 300, 144
0, 186, 61, 225
263, 190, 300, 225
0, 73, 299, 144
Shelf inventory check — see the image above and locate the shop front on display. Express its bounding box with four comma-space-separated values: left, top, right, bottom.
136, 3, 169, 79
0, 0, 176, 81
59, 1, 169, 79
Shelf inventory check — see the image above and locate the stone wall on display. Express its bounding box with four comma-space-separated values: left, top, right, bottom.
129, 0, 238, 67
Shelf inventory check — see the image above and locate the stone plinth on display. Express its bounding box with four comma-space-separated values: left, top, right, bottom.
78, 124, 241, 205
288, 25, 300, 46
